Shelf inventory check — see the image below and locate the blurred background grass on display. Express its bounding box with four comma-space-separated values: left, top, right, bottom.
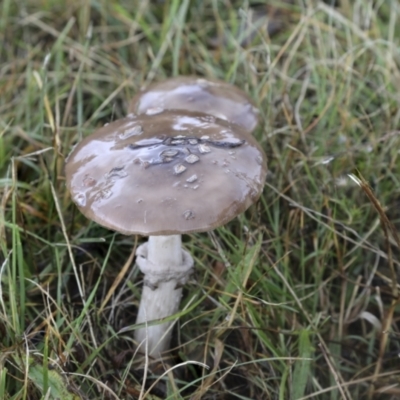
1, 0, 400, 399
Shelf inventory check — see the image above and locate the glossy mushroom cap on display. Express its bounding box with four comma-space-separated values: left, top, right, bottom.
65, 111, 267, 236
128, 76, 259, 134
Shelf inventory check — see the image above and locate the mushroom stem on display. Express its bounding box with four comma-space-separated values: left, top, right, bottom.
135, 235, 194, 357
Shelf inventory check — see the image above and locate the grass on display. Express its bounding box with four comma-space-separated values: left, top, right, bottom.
1, 0, 400, 398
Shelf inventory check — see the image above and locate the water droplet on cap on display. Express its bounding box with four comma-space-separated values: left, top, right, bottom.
203, 115, 215, 123
74, 193, 86, 207
183, 210, 195, 220
146, 107, 164, 115
215, 113, 227, 120
161, 149, 179, 158
185, 154, 200, 164
82, 175, 96, 187
119, 125, 143, 139
213, 138, 244, 147
182, 147, 190, 155
174, 164, 187, 175
106, 167, 128, 180
249, 188, 258, 199
171, 139, 184, 145
198, 144, 211, 153
94, 189, 112, 201
186, 174, 198, 183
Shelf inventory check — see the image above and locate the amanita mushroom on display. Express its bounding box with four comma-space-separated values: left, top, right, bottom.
128, 76, 260, 134
65, 110, 267, 357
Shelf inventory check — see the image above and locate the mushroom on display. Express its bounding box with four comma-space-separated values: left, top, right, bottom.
65, 110, 267, 357
128, 76, 260, 134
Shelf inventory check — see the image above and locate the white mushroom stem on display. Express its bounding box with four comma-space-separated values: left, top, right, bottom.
135, 235, 194, 357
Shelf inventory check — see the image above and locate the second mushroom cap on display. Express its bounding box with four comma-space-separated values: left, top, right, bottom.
128, 76, 260, 134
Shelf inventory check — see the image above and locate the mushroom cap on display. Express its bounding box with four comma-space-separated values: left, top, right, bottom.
65, 111, 267, 236
128, 76, 259, 134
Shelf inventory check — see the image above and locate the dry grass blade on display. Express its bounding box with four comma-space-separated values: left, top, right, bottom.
98, 238, 137, 314
348, 172, 400, 397
191, 339, 224, 400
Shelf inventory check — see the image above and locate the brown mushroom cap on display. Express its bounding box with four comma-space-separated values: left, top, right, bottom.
128, 76, 259, 134
65, 111, 267, 236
